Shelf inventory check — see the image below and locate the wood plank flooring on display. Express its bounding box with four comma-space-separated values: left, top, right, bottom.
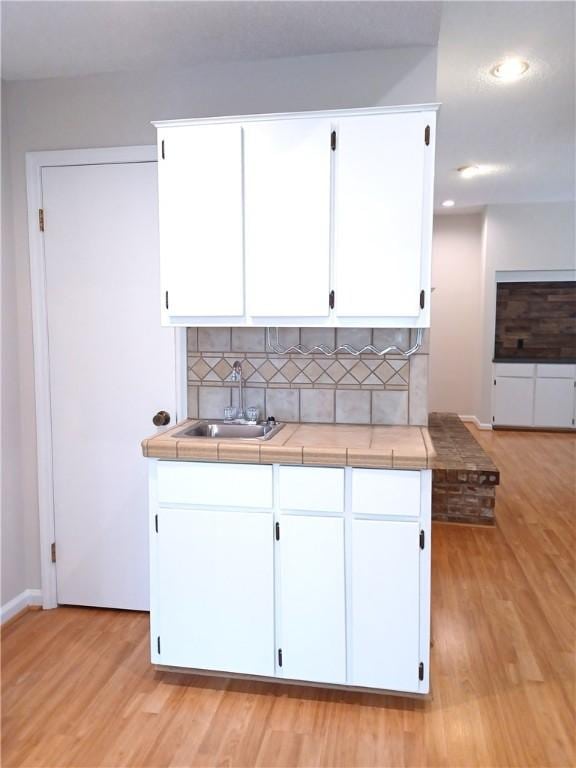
2, 427, 575, 767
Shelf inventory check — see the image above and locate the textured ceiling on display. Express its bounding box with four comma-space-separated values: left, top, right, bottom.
1, 1, 441, 80
435, 1, 575, 209
1, 1, 574, 207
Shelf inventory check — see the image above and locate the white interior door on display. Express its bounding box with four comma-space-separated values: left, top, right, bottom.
157, 124, 244, 318
154, 508, 275, 675
244, 118, 332, 317
351, 519, 421, 692
334, 112, 431, 318
278, 514, 346, 684
42, 161, 176, 610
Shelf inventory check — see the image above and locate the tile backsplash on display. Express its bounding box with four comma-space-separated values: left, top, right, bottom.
187, 328, 429, 426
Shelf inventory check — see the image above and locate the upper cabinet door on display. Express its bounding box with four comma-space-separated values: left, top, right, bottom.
244, 118, 332, 318
333, 111, 435, 320
158, 124, 244, 319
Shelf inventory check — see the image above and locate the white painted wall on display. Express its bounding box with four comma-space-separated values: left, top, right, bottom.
479, 202, 576, 425
429, 214, 483, 416
1, 46, 437, 605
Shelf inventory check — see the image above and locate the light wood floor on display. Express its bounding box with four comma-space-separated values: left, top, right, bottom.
2, 427, 575, 768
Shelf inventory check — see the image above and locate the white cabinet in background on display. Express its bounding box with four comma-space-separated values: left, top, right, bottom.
244, 118, 332, 318
154, 104, 437, 328
149, 461, 432, 695
334, 112, 432, 320
534, 378, 575, 428
157, 123, 244, 319
493, 376, 535, 427
493, 363, 576, 429
278, 515, 346, 684
153, 507, 274, 676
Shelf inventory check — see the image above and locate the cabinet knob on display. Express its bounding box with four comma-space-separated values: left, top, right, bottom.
153, 410, 171, 427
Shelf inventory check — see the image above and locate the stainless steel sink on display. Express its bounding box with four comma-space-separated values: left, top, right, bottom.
175, 420, 284, 441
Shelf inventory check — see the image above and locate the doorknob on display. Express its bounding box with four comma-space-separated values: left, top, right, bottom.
153, 410, 171, 427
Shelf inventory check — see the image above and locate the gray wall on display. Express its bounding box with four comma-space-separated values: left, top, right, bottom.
1, 46, 437, 604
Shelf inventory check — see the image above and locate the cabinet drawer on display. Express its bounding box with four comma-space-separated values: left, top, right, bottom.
351, 469, 420, 517
493, 363, 534, 377
536, 364, 576, 379
279, 466, 344, 513
157, 462, 273, 509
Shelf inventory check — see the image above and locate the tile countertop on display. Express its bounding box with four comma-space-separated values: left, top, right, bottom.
142, 420, 436, 470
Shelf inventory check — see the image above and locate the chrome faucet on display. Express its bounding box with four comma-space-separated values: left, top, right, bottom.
230, 360, 244, 419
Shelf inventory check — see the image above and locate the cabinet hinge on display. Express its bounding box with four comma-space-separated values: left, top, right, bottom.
424, 125, 430, 146
331, 130, 336, 151
155, 514, 159, 533
278, 648, 283, 667
418, 662, 424, 681
161, 140, 165, 160
50, 542, 56, 563
419, 290, 425, 310
165, 291, 169, 310
38, 208, 45, 232
329, 290, 335, 310
157, 636, 161, 654
275, 522, 280, 541
419, 530, 425, 550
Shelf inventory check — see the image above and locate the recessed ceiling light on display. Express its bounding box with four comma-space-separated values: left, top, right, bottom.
442, 200, 455, 207
457, 165, 481, 179
490, 57, 530, 81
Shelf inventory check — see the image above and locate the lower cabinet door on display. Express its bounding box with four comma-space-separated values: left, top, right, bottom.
534, 378, 575, 428
493, 376, 534, 426
351, 519, 421, 692
279, 515, 346, 684
154, 508, 274, 676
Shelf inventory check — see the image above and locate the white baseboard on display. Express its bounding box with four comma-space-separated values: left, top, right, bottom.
1, 589, 43, 625
459, 414, 493, 431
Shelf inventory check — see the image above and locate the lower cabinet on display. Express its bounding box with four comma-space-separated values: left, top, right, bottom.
153, 507, 275, 676
351, 519, 420, 692
493, 363, 576, 429
534, 378, 575, 428
150, 461, 431, 695
278, 514, 346, 684
493, 376, 535, 427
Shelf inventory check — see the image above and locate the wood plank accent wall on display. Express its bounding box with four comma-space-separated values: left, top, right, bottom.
494, 281, 576, 362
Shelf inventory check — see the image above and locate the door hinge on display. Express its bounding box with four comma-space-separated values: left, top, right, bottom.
419, 530, 425, 550
50, 542, 56, 563
492, 415, 495, 422
275, 522, 280, 541
155, 514, 159, 533
157, 636, 161, 654
278, 648, 283, 667
329, 290, 335, 310
494, 379, 496, 386
161, 140, 165, 160
331, 130, 337, 151
38, 208, 45, 232
165, 291, 169, 310
419, 662, 424, 681
424, 125, 430, 146
572, 418, 575, 425
419, 290, 425, 310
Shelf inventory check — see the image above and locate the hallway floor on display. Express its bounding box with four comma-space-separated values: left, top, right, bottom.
2, 427, 575, 767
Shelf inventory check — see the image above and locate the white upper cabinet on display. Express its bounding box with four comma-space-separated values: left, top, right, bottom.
157, 123, 244, 319
154, 105, 437, 327
334, 112, 434, 321
244, 118, 332, 318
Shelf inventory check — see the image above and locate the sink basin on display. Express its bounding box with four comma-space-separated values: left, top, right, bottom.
175, 420, 284, 441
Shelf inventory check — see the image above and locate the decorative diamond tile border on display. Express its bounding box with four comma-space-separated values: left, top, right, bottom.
187, 350, 410, 389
